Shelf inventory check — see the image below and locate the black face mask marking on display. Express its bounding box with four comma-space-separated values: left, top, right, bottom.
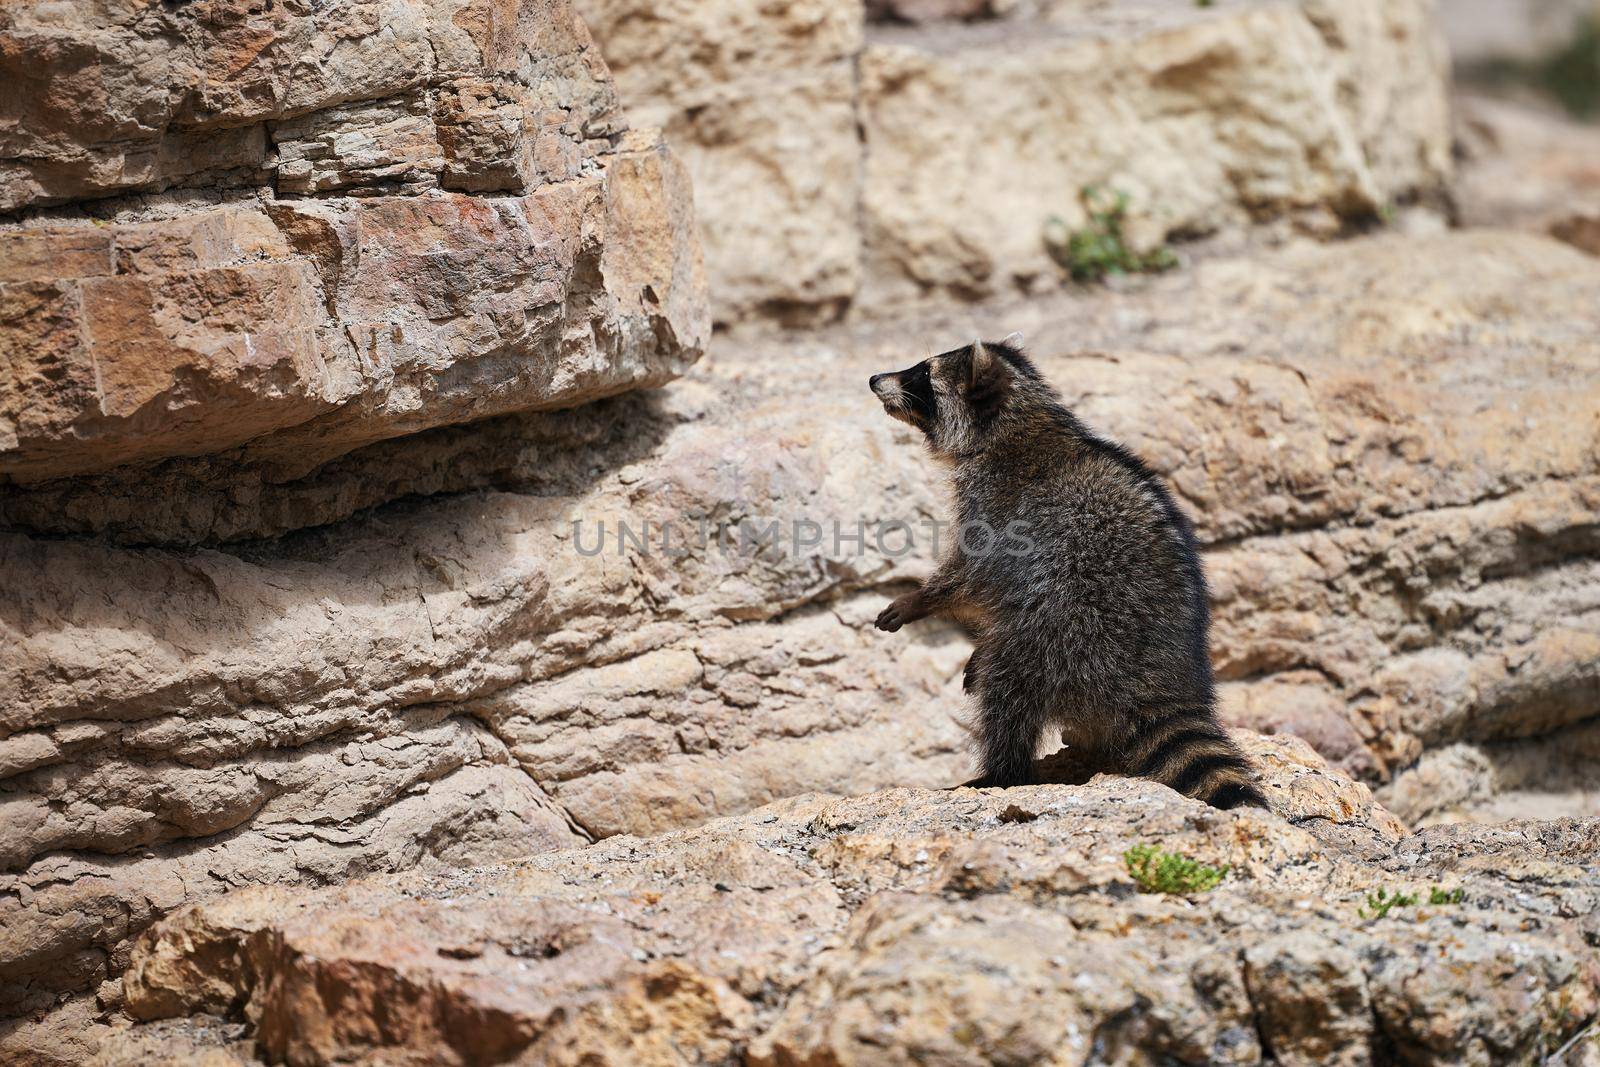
869, 360, 937, 429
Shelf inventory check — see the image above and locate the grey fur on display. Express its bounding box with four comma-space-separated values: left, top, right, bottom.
869, 339, 1267, 810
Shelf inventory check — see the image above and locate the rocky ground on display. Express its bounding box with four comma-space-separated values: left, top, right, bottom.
65, 734, 1600, 1066
4, 0, 1600, 1062
5, 225, 1598, 1059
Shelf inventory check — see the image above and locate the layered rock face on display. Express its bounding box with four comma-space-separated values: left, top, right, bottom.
0, 0, 708, 485
5, 0, 1600, 1061
0, 0, 709, 1035
6, 227, 1598, 1047
91, 736, 1600, 1065
577, 0, 1452, 323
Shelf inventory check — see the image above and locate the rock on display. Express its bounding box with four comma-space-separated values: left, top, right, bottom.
87, 1016, 261, 1067
3, 229, 1598, 1025
1381, 719, 1600, 826
1552, 213, 1600, 255
0, 996, 121, 1067
0, 0, 620, 212
0, 0, 709, 1025
104, 735, 1600, 1066
867, 0, 1011, 22
575, 0, 865, 325
857, 0, 1451, 308
0, 137, 708, 483
576, 0, 1451, 322
1454, 91, 1600, 257
0, 0, 710, 485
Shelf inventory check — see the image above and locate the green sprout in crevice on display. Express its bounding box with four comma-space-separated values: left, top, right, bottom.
1123, 844, 1228, 894
1044, 185, 1179, 284
1360, 885, 1465, 920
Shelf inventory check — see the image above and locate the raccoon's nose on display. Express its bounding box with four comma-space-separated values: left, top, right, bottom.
869, 373, 887, 393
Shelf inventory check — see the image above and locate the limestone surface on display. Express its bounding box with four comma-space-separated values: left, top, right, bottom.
576, 0, 1452, 322
101, 735, 1600, 1066
0, 0, 710, 485
576, 0, 865, 325
858, 0, 1451, 308
4, 230, 1597, 1032
0, 0, 620, 212
0, 144, 707, 483
1455, 91, 1600, 257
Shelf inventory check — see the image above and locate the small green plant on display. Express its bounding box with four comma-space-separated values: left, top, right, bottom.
1044, 186, 1179, 284
1195, 0, 1213, 7
1123, 844, 1228, 894
1360, 887, 1418, 919
1360, 885, 1464, 919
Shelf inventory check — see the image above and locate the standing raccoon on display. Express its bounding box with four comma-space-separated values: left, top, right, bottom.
869, 336, 1267, 810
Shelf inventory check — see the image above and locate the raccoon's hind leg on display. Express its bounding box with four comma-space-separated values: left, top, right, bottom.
1122, 707, 1268, 810
967, 657, 1052, 788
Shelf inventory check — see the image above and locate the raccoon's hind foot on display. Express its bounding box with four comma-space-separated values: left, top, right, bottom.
1206, 779, 1269, 810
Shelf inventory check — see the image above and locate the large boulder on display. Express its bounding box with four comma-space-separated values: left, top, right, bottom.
98, 735, 1600, 1065
575, 0, 1452, 323
857, 0, 1451, 308
0, 0, 712, 1034
0, 0, 709, 484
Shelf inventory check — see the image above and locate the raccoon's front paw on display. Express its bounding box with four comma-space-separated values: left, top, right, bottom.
875, 593, 918, 632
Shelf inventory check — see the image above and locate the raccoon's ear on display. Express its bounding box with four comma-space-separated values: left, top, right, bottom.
965, 340, 1005, 402
1000, 331, 1024, 349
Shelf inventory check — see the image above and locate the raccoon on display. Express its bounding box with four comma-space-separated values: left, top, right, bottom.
869, 335, 1267, 810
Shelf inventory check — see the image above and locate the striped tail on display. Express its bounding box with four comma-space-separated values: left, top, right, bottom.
1125, 709, 1269, 811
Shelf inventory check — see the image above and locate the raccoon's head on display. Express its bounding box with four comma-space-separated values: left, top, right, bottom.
869, 332, 1040, 457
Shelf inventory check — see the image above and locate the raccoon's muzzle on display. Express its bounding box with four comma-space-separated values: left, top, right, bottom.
870, 372, 915, 425
870, 363, 936, 429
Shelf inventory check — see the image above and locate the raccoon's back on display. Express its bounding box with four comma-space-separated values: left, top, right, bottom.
969, 448, 1212, 698
1011, 458, 1201, 614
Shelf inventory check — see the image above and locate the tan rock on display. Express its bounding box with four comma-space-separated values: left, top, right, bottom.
654, 65, 863, 326
1455, 91, 1600, 256
577, 0, 864, 325
867, 0, 1011, 22
106, 737, 1600, 1067
0, 142, 707, 482
577, 0, 864, 104
0, 0, 619, 212
3, 230, 1597, 1024
1381, 719, 1600, 826
272, 95, 445, 196
858, 0, 1451, 307
576, 0, 1451, 321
